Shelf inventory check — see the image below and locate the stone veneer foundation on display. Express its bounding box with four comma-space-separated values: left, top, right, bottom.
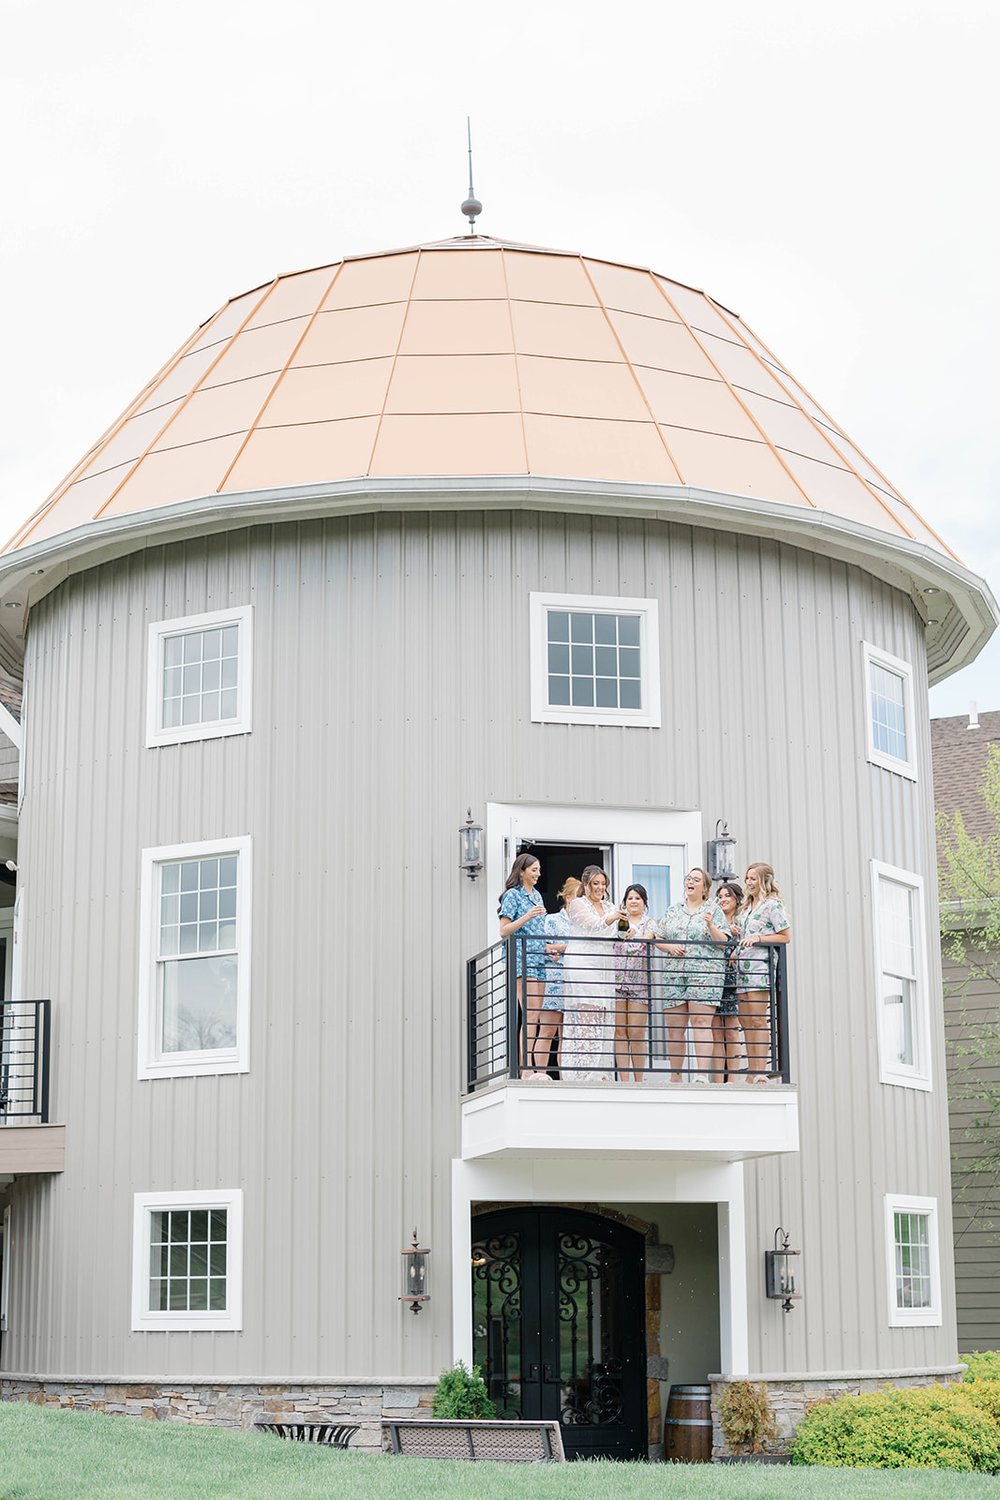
0, 1378, 436, 1450
709, 1369, 966, 1458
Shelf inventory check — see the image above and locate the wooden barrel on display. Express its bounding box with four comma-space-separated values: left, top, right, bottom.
664, 1383, 713, 1462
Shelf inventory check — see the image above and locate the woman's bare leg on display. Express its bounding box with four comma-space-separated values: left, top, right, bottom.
626, 1001, 646, 1081
523, 979, 546, 1074
614, 996, 632, 1081
739, 992, 771, 1080
664, 1001, 688, 1080
532, 1012, 562, 1072
688, 1002, 715, 1079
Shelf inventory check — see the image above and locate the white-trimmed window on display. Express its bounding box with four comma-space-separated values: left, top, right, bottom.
871, 861, 931, 1091
530, 592, 661, 727
137, 837, 251, 1080
884, 1194, 941, 1327
132, 1189, 243, 1331
146, 606, 252, 748
863, 642, 916, 780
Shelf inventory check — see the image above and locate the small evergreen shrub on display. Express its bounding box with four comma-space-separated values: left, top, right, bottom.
790, 1385, 1000, 1471
431, 1361, 496, 1420
963, 1350, 1000, 1384
717, 1381, 778, 1454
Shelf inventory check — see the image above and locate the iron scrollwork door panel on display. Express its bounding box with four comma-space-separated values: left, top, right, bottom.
472, 1207, 646, 1461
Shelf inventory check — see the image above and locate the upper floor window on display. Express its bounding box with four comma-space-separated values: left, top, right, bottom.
137, 836, 251, 1080
530, 592, 661, 727
146, 606, 252, 748
884, 1194, 941, 1327
131, 1189, 243, 1331
871, 861, 931, 1091
863, 642, 916, 780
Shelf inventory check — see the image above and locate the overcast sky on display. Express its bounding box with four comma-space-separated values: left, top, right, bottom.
3, 0, 997, 717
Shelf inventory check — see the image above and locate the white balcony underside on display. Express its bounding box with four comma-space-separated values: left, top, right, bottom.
461, 1081, 799, 1162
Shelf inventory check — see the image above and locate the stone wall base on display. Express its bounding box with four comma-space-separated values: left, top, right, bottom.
710, 1371, 963, 1458
0, 1379, 435, 1451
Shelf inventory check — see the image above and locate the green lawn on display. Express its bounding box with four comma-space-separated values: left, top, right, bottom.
1, 1403, 998, 1500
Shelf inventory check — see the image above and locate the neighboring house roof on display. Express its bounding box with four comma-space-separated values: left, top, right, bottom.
931, 710, 1000, 841
0, 780, 17, 806
1, 238, 958, 555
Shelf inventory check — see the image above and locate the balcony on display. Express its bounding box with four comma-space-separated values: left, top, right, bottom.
461, 938, 798, 1163
0, 999, 64, 1174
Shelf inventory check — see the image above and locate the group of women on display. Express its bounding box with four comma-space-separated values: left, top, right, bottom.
497, 854, 791, 1084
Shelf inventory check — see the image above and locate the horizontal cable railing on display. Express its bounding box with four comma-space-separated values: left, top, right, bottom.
0, 999, 51, 1123
466, 936, 789, 1092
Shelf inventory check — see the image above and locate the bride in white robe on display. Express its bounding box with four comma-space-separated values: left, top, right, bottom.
562, 864, 619, 1081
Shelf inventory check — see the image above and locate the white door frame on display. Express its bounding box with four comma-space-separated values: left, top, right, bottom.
484, 802, 703, 950
451, 1155, 749, 1377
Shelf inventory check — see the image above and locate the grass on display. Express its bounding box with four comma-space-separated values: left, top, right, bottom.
1, 1402, 999, 1500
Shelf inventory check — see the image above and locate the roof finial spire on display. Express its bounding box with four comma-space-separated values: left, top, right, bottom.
461, 117, 482, 234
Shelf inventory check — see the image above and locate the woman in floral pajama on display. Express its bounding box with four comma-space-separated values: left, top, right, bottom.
498, 853, 548, 1078
736, 862, 791, 1083
613, 883, 656, 1082
656, 868, 725, 1082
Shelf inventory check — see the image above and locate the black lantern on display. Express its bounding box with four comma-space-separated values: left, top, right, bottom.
400, 1228, 430, 1313
765, 1226, 801, 1313
459, 809, 484, 881
707, 820, 738, 881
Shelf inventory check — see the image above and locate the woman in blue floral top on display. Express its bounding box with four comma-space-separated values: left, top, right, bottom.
498, 853, 548, 1077
736, 862, 791, 1083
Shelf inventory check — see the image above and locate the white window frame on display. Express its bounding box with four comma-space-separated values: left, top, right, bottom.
862, 642, 917, 781
131, 1188, 243, 1332
137, 836, 252, 1081
145, 605, 253, 748
529, 591, 661, 727
884, 1193, 941, 1327
871, 860, 932, 1091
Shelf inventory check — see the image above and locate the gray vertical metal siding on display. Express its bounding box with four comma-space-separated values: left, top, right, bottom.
4, 508, 955, 1381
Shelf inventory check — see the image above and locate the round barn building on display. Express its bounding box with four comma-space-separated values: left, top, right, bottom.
0, 232, 994, 1459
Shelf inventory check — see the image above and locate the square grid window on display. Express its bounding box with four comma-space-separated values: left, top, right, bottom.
149, 1206, 229, 1313
132, 1189, 243, 1331
158, 855, 239, 1056
863, 643, 916, 780
893, 1210, 931, 1311
530, 592, 661, 727
884, 1194, 940, 1326
162, 625, 239, 731
146, 606, 252, 748
546, 610, 642, 711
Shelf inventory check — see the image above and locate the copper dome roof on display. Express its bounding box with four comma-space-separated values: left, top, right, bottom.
6, 236, 952, 557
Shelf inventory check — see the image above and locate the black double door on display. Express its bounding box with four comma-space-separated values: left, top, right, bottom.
471, 1206, 647, 1461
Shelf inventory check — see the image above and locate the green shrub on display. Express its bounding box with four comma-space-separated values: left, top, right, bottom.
431, 1361, 496, 1420
790, 1385, 1000, 1471
963, 1350, 1000, 1384
717, 1380, 778, 1454
962, 1380, 1000, 1425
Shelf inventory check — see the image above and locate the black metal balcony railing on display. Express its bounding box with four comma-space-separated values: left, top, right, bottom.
0, 999, 51, 1123
465, 937, 789, 1092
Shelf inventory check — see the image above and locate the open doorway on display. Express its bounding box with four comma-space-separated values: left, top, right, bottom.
516, 841, 609, 913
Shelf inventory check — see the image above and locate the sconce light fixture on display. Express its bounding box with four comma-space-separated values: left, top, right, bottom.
765, 1226, 801, 1313
400, 1227, 430, 1314
459, 809, 484, 881
707, 819, 738, 882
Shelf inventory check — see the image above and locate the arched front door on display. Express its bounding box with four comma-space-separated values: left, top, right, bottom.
471, 1206, 647, 1461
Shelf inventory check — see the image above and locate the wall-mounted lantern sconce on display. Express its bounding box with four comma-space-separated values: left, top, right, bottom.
707, 819, 738, 882
459, 809, 484, 881
765, 1226, 801, 1313
400, 1228, 430, 1313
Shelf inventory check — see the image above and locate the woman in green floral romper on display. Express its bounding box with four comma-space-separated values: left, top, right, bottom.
655, 868, 725, 1082
736, 862, 791, 1083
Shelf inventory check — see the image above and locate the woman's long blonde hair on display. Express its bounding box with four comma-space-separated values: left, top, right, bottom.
741, 862, 781, 911
558, 876, 583, 907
